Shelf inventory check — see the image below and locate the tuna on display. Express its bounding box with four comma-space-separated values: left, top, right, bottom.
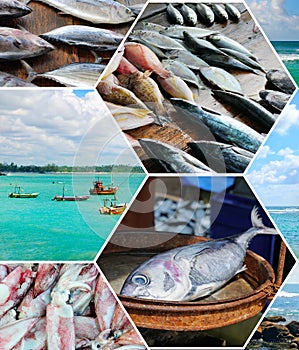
0, 0, 31, 18
120, 207, 276, 301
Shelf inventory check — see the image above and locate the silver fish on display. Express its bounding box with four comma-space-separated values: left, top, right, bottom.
207, 34, 252, 57
188, 140, 254, 173
161, 25, 217, 40
196, 3, 214, 26
40, 25, 124, 51
0, 71, 37, 87
33, 0, 135, 24
130, 30, 186, 50
139, 138, 214, 173
0, 26, 54, 61
23, 61, 105, 87
166, 49, 209, 70
224, 4, 241, 22
120, 207, 276, 301
166, 4, 184, 25
141, 22, 166, 32
0, 0, 31, 18
211, 4, 228, 23
259, 90, 290, 112
179, 4, 197, 26
170, 98, 263, 153
199, 66, 242, 94
220, 48, 265, 73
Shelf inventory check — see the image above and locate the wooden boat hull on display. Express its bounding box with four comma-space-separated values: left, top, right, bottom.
9, 192, 39, 198
89, 188, 118, 195
99, 204, 127, 215
52, 195, 89, 201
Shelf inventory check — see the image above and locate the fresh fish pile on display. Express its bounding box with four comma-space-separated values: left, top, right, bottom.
0, 71, 37, 87
120, 207, 276, 301
33, 0, 135, 24
0, 263, 147, 350
0, 0, 32, 18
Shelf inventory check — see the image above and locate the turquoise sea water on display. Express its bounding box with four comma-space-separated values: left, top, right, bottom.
0, 172, 145, 261
271, 41, 299, 84
267, 206, 299, 257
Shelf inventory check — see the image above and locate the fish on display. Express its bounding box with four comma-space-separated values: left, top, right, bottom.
211, 4, 228, 23
0, 26, 54, 61
266, 69, 296, 94
166, 4, 184, 25
220, 48, 265, 73
32, 0, 135, 24
170, 98, 264, 153
105, 102, 155, 131
124, 42, 170, 78
129, 37, 169, 59
259, 90, 290, 112
196, 3, 214, 26
179, 4, 197, 26
199, 66, 242, 94
141, 22, 166, 32
117, 57, 139, 75
161, 25, 217, 40
120, 207, 276, 301
0, 71, 37, 87
138, 138, 214, 173
224, 4, 241, 22
102, 45, 124, 79
207, 34, 252, 57
22, 60, 105, 87
212, 90, 276, 131
40, 25, 124, 51
0, 0, 31, 18
188, 140, 254, 173
130, 30, 186, 51
162, 59, 203, 89
166, 49, 209, 70
157, 74, 195, 102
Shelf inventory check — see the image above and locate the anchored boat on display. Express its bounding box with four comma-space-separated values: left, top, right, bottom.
8, 185, 39, 198
52, 181, 89, 201
89, 177, 118, 195
99, 196, 127, 215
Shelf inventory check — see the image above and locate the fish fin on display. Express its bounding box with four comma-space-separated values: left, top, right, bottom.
251, 206, 264, 228
143, 70, 152, 78
20, 60, 37, 82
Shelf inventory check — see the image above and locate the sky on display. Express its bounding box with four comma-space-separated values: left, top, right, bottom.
286, 263, 299, 284
0, 89, 140, 167
246, 0, 299, 40
247, 91, 299, 206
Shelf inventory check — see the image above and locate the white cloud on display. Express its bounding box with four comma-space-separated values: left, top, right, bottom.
258, 145, 275, 158
275, 103, 299, 135
277, 147, 294, 156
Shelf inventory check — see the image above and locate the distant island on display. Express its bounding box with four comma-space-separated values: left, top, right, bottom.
0, 162, 144, 173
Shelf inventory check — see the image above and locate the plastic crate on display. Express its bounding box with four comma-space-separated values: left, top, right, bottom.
210, 192, 277, 266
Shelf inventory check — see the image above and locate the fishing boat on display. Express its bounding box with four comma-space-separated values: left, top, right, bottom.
8, 185, 39, 198
52, 182, 89, 201
89, 177, 118, 195
99, 196, 127, 215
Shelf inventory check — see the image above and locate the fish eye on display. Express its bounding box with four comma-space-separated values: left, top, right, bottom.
132, 274, 148, 286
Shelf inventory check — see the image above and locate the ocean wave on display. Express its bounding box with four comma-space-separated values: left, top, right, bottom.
279, 291, 299, 298
279, 54, 299, 62
269, 208, 299, 214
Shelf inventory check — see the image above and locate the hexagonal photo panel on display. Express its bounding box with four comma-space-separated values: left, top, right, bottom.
97, 176, 296, 348
96, 1, 296, 174
0, 89, 146, 260
247, 90, 299, 258
0, 0, 142, 87
0, 262, 148, 349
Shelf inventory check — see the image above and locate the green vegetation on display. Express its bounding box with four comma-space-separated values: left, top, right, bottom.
0, 162, 144, 173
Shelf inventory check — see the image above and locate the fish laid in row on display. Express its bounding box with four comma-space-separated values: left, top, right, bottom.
0, 26, 53, 61
40, 25, 124, 51
170, 98, 264, 153
0, 0, 31, 19
27, 0, 135, 24
188, 140, 254, 173
120, 207, 276, 301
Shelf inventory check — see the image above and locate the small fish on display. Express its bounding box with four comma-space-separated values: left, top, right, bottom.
170, 98, 263, 153
211, 4, 228, 23
166, 49, 209, 70
120, 207, 276, 301
179, 4, 197, 26
139, 138, 214, 173
0, 26, 54, 61
224, 4, 241, 22
188, 140, 254, 173
199, 66, 242, 93
266, 69, 296, 94
259, 90, 290, 112
117, 57, 139, 75
157, 74, 195, 102
130, 37, 168, 59
40, 25, 124, 51
212, 90, 276, 131
166, 4, 184, 25
161, 26, 217, 40
220, 48, 265, 73
0, 0, 31, 18
196, 3, 214, 26
130, 30, 186, 51
162, 59, 203, 89
183, 32, 224, 55
207, 34, 252, 57
124, 42, 170, 78
141, 22, 166, 32
33, 0, 135, 24
0, 71, 37, 87
22, 60, 105, 87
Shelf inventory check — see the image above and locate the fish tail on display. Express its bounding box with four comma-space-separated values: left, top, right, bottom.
251, 206, 277, 235
20, 60, 37, 82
